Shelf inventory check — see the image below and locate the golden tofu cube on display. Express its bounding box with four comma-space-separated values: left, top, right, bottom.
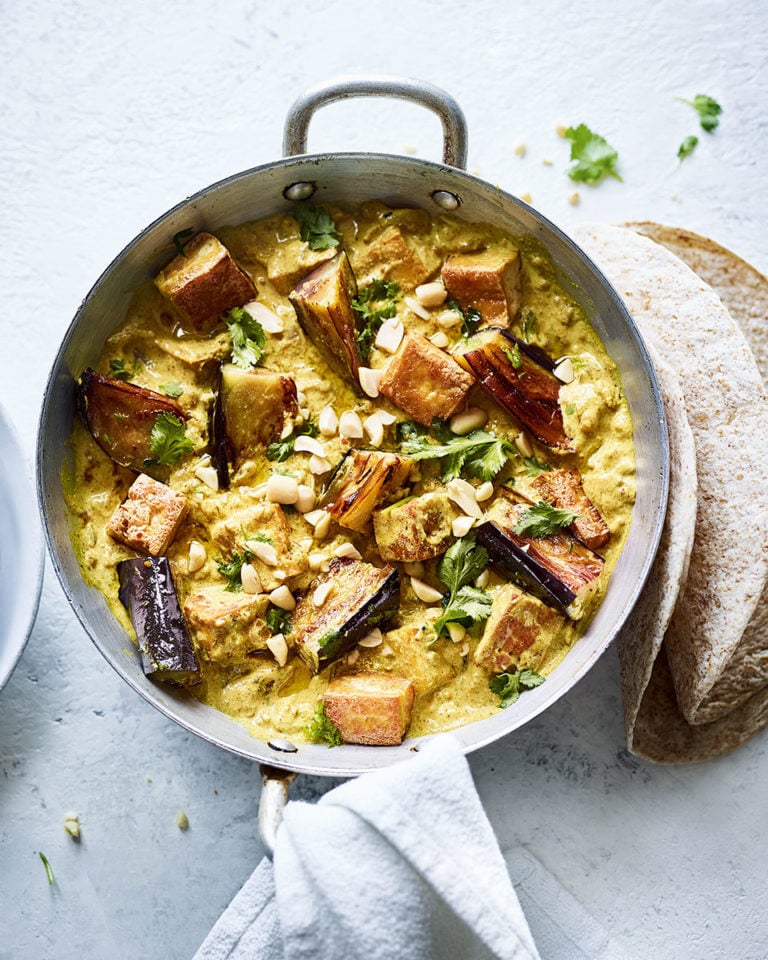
354, 225, 435, 287
473, 584, 563, 672
154, 232, 256, 331
183, 587, 270, 663
323, 673, 415, 745
373, 490, 459, 562
441, 249, 522, 327
107, 474, 188, 556
379, 332, 474, 425
528, 467, 610, 550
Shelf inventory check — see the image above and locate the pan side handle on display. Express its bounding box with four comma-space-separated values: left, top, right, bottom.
283, 74, 468, 170
258, 764, 298, 858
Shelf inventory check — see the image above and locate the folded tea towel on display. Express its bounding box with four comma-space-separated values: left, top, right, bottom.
193, 735, 541, 960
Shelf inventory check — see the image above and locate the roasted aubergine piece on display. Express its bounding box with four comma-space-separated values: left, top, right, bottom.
321, 449, 413, 532
476, 491, 604, 620
289, 250, 362, 382
118, 556, 200, 684
292, 558, 400, 672
458, 327, 573, 451
78, 368, 188, 472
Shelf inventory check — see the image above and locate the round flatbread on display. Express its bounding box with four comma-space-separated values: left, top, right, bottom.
574, 223, 768, 740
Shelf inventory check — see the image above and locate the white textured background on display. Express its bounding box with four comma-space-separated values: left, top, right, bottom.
1, 2, 767, 958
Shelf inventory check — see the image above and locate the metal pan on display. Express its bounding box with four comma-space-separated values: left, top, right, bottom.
36, 77, 668, 807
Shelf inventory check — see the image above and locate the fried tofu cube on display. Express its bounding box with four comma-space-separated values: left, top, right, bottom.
354, 225, 435, 287
379, 332, 474, 425
473, 584, 563, 672
441, 249, 522, 327
183, 586, 271, 663
323, 673, 415, 745
154, 232, 257, 331
107, 474, 188, 556
527, 467, 610, 550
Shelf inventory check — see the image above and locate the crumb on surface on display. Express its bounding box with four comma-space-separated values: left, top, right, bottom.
513, 143, 527, 157
177, 811, 190, 830
568, 192, 580, 206
64, 812, 80, 840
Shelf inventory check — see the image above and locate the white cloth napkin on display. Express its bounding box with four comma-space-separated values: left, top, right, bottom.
193, 736, 541, 960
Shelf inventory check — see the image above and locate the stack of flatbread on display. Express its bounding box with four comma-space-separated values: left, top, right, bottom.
574, 222, 768, 762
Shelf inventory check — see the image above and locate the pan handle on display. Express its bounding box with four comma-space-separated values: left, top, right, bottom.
283, 74, 468, 170
258, 764, 297, 858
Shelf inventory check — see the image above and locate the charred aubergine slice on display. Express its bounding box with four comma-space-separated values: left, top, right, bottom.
289, 250, 362, 382
476, 492, 604, 620
292, 558, 400, 672
458, 327, 573, 451
78, 368, 187, 472
321, 449, 413, 532
117, 556, 200, 683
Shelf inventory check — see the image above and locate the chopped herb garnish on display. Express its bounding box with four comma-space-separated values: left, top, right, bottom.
225, 307, 266, 369
294, 202, 341, 251
512, 500, 579, 538
564, 123, 622, 185
523, 455, 552, 477
109, 357, 142, 381
521, 308, 537, 342
159, 381, 184, 398
397, 420, 515, 482
564, 403, 576, 415
146, 412, 194, 467
677, 135, 699, 161
113, 412, 129, 421
353, 279, 400, 360
489, 668, 545, 708
39, 852, 55, 885
503, 343, 523, 369
678, 94, 722, 133
266, 421, 319, 462
266, 605, 292, 636
447, 298, 482, 337
172, 227, 195, 256
216, 550, 252, 592
317, 629, 341, 651
432, 533, 492, 640
304, 702, 343, 747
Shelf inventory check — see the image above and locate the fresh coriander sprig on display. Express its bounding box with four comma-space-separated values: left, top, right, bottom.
431, 534, 492, 641
293, 202, 341, 251
266, 421, 319, 462
109, 357, 142, 381
522, 455, 552, 478
216, 550, 253, 592
678, 94, 722, 132
446, 298, 482, 338
39, 852, 55, 885
352, 279, 400, 361
225, 307, 266, 369
564, 124, 622, 185
677, 135, 699, 161
397, 421, 515, 482
489, 668, 545, 708
266, 605, 292, 636
145, 413, 194, 467
512, 500, 579, 538
304, 702, 343, 747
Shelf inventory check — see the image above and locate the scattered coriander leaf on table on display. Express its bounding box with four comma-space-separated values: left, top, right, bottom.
225, 307, 266, 369
512, 500, 579, 538
564, 123, 622, 185
489, 668, 545, 707
146, 412, 194, 467
39, 851, 55, 885
294, 202, 341, 251
678, 94, 723, 132
677, 135, 699, 161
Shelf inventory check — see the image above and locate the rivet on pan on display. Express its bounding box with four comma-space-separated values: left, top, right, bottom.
283, 181, 316, 202
268, 738, 299, 754
431, 190, 461, 210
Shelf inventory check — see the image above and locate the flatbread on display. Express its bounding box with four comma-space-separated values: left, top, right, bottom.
616, 353, 697, 750
574, 223, 768, 759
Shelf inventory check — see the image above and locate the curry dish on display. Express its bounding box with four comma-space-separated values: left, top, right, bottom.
65, 200, 636, 747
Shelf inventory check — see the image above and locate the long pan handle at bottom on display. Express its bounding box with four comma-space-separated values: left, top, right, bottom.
258, 765, 298, 858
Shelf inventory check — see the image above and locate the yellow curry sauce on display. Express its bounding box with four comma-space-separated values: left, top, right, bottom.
64, 201, 636, 742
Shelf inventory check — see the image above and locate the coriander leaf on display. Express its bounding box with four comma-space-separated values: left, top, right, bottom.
159, 381, 184, 398
512, 499, 579, 538
266, 605, 292, 636
352, 279, 400, 361
521, 308, 537, 342
225, 307, 266, 369
678, 94, 722, 132
216, 551, 252, 592
39, 851, 55, 885
266, 421, 319, 462
109, 358, 132, 381
147, 412, 194, 467
677, 135, 699, 161
294, 202, 341, 251
432, 534, 492, 640
398, 423, 515, 482
489, 668, 545, 708
172, 227, 194, 256
564, 403, 576, 415
564, 124, 622, 185
304, 702, 343, 747
503, 343, 523, 369
447, 298, 481, 337
523, 455, 552, 477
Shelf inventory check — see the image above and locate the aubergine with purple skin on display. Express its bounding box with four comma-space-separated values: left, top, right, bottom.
476, 493, 604, 620
78, 367, 187, 472
458, 327, 573, 451
118, 556, 201, 684
292, 558, 401, 672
